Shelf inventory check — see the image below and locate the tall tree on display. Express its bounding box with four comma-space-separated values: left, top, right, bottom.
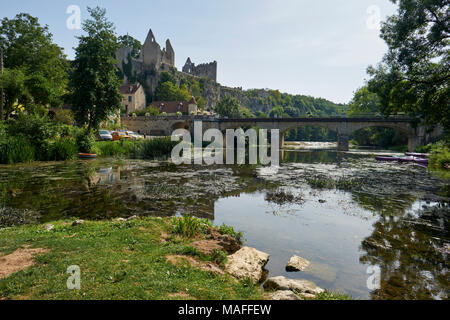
347, 86, 381, 117
215, 95, 241, 118
0, 13, 68, 119
69, 7, 122, 129
367, 0, 450, 134
118, 34, 141, 59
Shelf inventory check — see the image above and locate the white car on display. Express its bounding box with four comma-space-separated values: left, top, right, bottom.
98, 130, 113, 141
126, 131, 144, 140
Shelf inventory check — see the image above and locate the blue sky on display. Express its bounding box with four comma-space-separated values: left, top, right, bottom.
2, 0, 397, 104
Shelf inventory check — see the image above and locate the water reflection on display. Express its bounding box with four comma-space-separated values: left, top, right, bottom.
360, 204, 449, 300
0, 147, 448, 299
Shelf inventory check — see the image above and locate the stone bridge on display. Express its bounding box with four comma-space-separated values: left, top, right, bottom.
121, 116, 442, 151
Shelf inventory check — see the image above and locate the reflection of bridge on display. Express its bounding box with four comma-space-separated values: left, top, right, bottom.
121, 116, 442, 151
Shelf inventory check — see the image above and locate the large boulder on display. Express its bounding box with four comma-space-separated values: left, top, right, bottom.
286, 255, 310, 272
269, 290, 301, 300
224, 247, 270, 283
263, 276, 324, 296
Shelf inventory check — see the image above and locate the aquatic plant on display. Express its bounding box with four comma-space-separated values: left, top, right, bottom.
313, 290, 353, 300
218, 223, 244, 243
172, 214, 202, 238
0, 135, 35, 164
140, 137, 177, 159
49, 137, 78, 161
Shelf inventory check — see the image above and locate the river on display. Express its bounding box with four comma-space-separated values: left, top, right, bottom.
0, 142, 448, 299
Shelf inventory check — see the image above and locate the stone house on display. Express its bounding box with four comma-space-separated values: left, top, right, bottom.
150, 96, 198, 115
119, 83, 146, 114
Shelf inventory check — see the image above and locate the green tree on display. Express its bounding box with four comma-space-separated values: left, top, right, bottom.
269, 106, 284, 118
347, 86, 381, 117
215, 95, 241, 118
0, 68, 29, 119
69, 7, 122, 129
145, 106, 160, 116
367, 0, 450, 134
0, 13, 69, 118
118, 34, 141, 59
154, 81, 190, 101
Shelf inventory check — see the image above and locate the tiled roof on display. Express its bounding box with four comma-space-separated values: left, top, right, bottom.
119, 83, 141, 95
150, 101, 190, 114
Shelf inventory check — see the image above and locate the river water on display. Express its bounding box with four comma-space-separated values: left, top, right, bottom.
0, 142, 448, 299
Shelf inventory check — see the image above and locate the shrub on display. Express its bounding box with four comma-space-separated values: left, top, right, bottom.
218, 224, 243, 243
140, 137, 177, 159
172, 214, 201, 238
429, 142, 450, 169
209, 249, 228, 267
52, 110, 74, 125
49, 137, 77, 161
7, 113, 56, 145
145, 106, 160, 116
76, 129, 96, 153
0, 135, 35, 164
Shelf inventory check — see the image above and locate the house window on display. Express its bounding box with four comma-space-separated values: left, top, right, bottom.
128, 96, 132, 102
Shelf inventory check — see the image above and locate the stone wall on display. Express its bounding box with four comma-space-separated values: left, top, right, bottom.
182, 58, 217, 82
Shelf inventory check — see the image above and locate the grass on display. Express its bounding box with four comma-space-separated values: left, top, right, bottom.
313, 290, 353, 300
0, 217, 264, 300
94, 137, 177, 159
172, 214, 204, 238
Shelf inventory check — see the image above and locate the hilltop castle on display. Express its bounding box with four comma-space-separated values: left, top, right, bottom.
116, 28, 217, 82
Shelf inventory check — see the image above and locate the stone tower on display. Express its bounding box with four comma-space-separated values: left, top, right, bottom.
140, 29, 163, 68
182, 57, 217, 82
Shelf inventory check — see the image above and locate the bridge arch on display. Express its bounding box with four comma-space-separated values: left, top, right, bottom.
171, 121, 190, 132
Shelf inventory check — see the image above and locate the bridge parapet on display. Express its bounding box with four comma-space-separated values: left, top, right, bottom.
120, 116, 439, 152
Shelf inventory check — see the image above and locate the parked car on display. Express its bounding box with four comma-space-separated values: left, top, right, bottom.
112, 131, 132, 141
126, 131, 143, 140
98, 130, 113, 141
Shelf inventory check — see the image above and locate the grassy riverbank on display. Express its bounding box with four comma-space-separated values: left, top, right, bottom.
0, 114, 176, 164
0, 217, 263, 300
0, 216, 351, 300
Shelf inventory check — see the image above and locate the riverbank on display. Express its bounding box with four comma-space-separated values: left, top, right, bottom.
0, 216, 350, 300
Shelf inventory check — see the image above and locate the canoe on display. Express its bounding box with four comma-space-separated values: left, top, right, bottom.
78, 153, 98, 159
375, 156, 401, 162
375, 156, 414, 163
375, 155, 428, 166
413, 158, 428, 165
405, 152, 428, 158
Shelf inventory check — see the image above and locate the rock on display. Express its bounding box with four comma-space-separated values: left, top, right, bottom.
286, 255, 310, 272
269, 290, 301, 300
224, 247, 270, 283
206, 229, 241, 254
263, 276, 324, 296
72, 220, 85, 226
126, 215, 138, 221
190, 240, 224, 255
44, 224, 54, 231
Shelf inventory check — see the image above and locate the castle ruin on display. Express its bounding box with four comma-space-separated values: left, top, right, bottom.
182, 58, 217, 82
116, 28, 217, 83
